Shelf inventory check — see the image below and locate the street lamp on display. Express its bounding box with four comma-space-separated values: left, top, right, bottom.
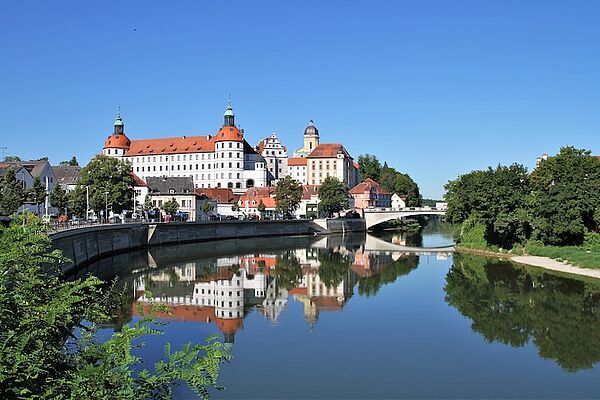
86, 185, 89, 221
104, 191, 109, 224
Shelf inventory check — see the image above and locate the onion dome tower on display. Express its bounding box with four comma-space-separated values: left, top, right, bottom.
103, 110, 131, 158
215, 99, 244, 190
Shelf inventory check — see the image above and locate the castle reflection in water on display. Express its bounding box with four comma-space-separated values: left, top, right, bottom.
125, 233, 442, 343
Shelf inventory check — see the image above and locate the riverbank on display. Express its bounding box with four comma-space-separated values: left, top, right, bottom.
455, 245, 600, 280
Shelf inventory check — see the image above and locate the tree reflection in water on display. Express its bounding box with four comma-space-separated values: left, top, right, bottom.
445, 253, 600, 371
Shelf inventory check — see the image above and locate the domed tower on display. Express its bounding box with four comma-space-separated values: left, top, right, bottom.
303, 119, 320, 152
214, 99, 244, 189
293, 119, 321, 158
103, 111, 131, 158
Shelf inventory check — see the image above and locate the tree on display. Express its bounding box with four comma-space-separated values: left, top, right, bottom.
31, 176, 47, 215
0, 168, 25, 215
162, 198, 179, 216
357, 154, 382, 181
70, 155, 134, 216
445, 164, 530, 248
50, 184, 68, 215
3, 155, 21, 162
60, 156, 79, 166
201, 200, 213, 216
257, 199, 266, 218
318, 176, 348, 217
0, 214, 229, 398
274, 176, 302, 219
528, 147, 600, 246
379, 165, 422, 207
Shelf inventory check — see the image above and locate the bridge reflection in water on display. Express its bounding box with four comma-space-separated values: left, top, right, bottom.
86, 232, 449, 342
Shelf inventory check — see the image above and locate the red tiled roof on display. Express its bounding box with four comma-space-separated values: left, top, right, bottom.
214, 126, 244, 142
307, 143, 351, 159
104, 133, 131, 149
126, 135, 216, 156
289, 287, 308, 295
288, 157, 308, 166
195, 188, 238, 204
131, 172, 147, 187
349, 178, 390, 195
302, 185, 319, 200
238, 187, 276, 208
353, 161, 360, 170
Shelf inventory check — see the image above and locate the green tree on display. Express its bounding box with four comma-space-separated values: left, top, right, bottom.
318, 176, 348, 217
445, 164, 530, 248
3, 156, 21, 162
70, 155, 134, 216
50, 184, 69, 215
162, 198, 179, 216
528, 147, 600, 246
0, 168, 25, 215
379, 164, 422, 207
0, 214, 229, 398
357, 154, 382, 181
31, 176, 47, 215
201, 200, 213, 216
257, 199, 266, 218
59, 156, 79, 166
274, 176, 302, 219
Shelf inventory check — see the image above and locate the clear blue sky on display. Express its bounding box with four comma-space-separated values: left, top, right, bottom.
1, 1, 599, 198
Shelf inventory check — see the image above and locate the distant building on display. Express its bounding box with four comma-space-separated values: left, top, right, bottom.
435, 202, 448, 210
256, 132, 288, 184
238, 186, 276, 218
391, 193, 406, 209
535, 153, 549, 168
52, 165, 81, 192
195, 187, 239, 218
307, 144, 359, 187
288, 157, 308, 185
297, 184, 320, 218
0, 160, 57, 215
146, 176, 202, 221
102, 101, 268, 194
349, 178, 391, 209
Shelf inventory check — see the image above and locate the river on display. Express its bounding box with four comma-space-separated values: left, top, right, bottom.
82, 222, 600, 398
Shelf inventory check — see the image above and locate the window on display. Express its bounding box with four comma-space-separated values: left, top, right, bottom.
229, 143, 232, 148
228, 152, 232, 158
229, 162, 232, 168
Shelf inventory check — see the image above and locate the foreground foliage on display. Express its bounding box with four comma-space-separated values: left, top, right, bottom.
0, 214, 229, 399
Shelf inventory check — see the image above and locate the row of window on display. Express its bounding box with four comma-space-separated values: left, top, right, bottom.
135, 161, 245, 173
216, 142, 243, 149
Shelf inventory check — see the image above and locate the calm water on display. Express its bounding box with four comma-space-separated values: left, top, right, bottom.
84, 224, 600, 399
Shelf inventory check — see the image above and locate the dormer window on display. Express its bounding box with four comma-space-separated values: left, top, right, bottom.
169, 189, 175, 194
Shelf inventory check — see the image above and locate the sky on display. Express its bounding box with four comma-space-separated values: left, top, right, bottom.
1, 1, 599, 199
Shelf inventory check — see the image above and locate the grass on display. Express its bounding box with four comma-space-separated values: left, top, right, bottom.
524, 242, 600, 269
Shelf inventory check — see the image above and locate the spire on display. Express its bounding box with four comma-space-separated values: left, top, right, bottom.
224, 97, 235, 127
113, 107, 124, 135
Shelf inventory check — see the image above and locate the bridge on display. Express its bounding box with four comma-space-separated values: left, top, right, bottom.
362, 207, 446, 229
364, 234, 454, 255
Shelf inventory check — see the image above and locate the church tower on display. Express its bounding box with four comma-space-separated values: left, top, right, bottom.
303, 119, 319, 152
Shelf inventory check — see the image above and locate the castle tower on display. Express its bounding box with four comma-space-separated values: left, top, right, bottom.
215, 100, 244, 190
103, 110, 131, 158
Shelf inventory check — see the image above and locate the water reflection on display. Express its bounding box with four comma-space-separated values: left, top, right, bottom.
102, 233, 425, 344
445, 253, 600, 371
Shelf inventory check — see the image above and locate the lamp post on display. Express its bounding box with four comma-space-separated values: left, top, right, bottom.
104, 191, 109, 224
86, 185, 89, 221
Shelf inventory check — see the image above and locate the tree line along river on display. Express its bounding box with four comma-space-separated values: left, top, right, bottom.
75, 221, 600, 399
